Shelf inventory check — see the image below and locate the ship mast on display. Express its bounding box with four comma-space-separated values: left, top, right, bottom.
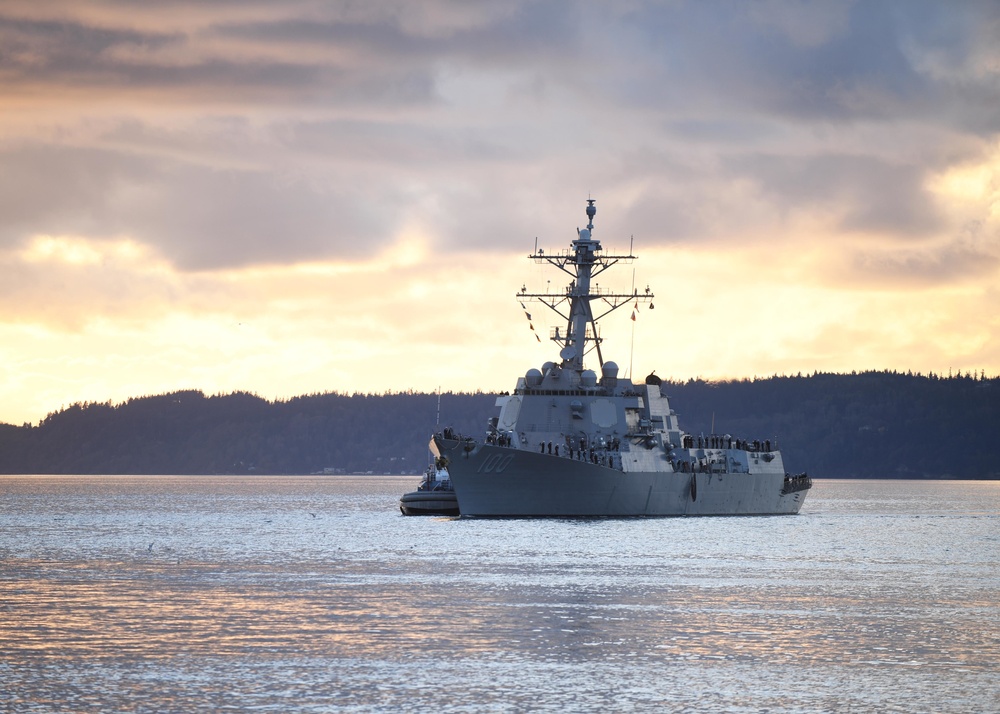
518, 199, 653, 371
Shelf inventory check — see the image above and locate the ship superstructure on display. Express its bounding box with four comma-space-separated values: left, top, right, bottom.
431, 200, 810, 516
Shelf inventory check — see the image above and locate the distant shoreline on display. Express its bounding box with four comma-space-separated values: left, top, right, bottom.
2, 372, 997, 479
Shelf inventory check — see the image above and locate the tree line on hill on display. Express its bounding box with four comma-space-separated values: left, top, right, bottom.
667, 370, 998, 479
0, 371, 997, 478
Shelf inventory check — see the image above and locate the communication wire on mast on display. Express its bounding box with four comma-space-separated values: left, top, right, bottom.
629, 318, 636, 380
628, 267, 636, 379
429, 387, 441, 468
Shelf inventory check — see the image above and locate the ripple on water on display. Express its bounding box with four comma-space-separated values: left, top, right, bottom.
1, 476, 998, 712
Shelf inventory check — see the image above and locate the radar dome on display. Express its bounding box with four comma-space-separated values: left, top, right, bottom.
542, 361, 555, 375
602, 361, 619, 378
581, 370, 597, 388
525, 368, 543, 387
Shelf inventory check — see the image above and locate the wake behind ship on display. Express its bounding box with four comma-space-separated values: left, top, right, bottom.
431, 199, 811, 517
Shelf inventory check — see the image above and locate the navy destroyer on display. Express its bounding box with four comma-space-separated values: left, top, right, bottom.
431, 199, 811, 517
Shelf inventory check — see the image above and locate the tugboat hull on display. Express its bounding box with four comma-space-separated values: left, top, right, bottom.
399, 489, 460, 516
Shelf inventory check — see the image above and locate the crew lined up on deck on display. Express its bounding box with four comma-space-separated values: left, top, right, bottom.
486, 430, 775, 455
480, 425, 789, 477
682, 434, 774, 452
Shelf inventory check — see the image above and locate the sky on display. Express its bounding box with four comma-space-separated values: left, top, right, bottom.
1, 0, 999, 426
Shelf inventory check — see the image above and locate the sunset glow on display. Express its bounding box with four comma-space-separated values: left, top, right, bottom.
2, 1, 999, 425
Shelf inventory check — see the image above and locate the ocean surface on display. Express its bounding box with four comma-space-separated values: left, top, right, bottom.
1, 476, 998, 713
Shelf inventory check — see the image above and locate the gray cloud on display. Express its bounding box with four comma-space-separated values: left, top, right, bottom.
581, 1, 1000, 131
847, 235, 1000, 288
0, 12, 439, 108
131, 163, 402, 270
0, 0, 997, 277
0, 143, 403, 270
0, 145, 119, 238
2, 1, 996, 120
728, 152, 945, 239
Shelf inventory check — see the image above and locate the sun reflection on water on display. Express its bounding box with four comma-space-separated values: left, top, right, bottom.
1, 476, 998, 712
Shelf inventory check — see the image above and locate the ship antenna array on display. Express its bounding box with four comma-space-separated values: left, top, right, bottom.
518, 199, 653, 371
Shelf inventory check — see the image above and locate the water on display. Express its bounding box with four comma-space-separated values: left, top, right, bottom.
2, 476, 998, 713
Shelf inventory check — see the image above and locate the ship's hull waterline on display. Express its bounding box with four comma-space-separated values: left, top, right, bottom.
434, 439, 807, 517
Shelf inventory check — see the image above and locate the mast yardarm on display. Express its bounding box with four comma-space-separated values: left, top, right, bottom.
517, 199, 653, 371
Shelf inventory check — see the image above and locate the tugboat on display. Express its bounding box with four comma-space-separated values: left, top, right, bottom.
431, 199, 811, 517
399, 458, 459, 516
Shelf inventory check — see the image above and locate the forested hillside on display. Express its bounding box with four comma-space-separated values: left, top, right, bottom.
0, 391, 496, 475
1, 371, 997, 477
665, 371, 999, 479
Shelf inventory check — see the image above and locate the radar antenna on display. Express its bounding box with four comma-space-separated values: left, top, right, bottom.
517, 199, 653, 371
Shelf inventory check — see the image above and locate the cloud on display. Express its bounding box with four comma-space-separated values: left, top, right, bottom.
0, 141, 413, 269
836, 219, 1000, 289
2, 0, 1000, 423
729, 152, 946, 238
0, 227, 533, 424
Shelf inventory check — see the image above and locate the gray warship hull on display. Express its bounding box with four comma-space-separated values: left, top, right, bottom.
433, 438, 808, 517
